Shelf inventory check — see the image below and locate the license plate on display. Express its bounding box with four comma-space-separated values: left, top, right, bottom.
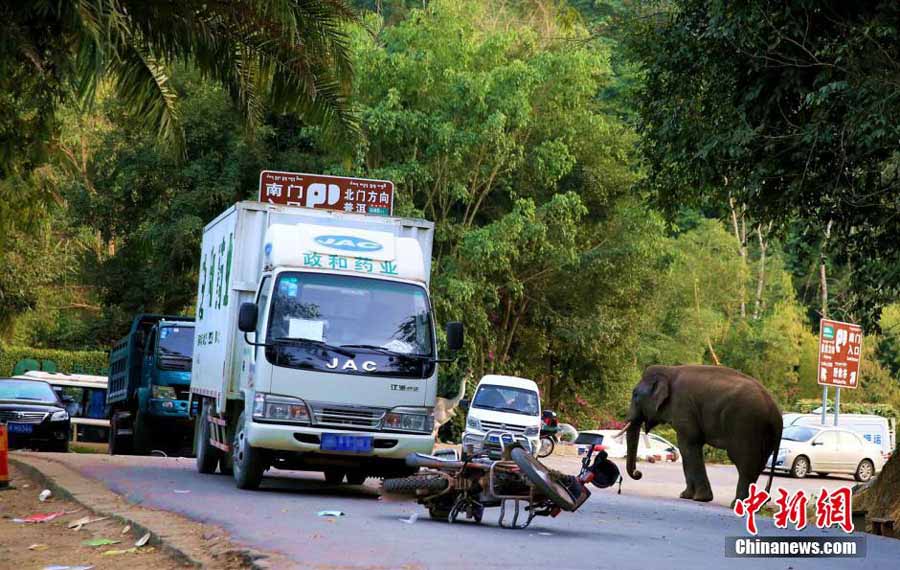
320, 433, 373, 454
8, 422, 34, 434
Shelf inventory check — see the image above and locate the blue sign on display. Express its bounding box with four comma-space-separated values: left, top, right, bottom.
314, 235, 383, 253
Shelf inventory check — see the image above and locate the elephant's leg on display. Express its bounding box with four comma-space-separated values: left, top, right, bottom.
681, 443, 713, 502
678, 441, 713, 502
728, 445, 769, 504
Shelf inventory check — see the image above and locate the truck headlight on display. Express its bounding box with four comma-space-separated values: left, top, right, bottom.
152, 385, 177, 399
466, 417, 481, 430
524, 425, 540, 437
51, 410, 69, 421
384, 408, 434, 433
252, 393, 311, 424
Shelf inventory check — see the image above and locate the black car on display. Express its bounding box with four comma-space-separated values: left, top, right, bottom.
0, 378, 73, 452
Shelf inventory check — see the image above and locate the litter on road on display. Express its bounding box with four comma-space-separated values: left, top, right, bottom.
43, 566, 94, 570
39, 489, 52, 502
400, 514, 418, 524
102, 547, 138, 556
135, 532, 151, 547
14, 511, 66, 523
67, 516, 109, 530
317, 510, 345, 517
28, 543, 49, 551
82, 538, 120, 547
173, 489, 191, 494
121, 524, 131, 534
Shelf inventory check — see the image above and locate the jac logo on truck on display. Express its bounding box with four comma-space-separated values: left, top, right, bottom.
325, 358, 377, 372
314, 235, 383, 253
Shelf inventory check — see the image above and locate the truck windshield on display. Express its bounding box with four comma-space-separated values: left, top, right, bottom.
268, 272, 434, 357
159, 326, 194, 371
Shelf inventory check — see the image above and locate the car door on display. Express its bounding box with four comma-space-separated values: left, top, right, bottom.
810, 430, 840, 471
836, 431, 864, 474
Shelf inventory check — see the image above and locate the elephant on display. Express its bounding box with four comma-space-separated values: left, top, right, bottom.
624, 365, 782, 504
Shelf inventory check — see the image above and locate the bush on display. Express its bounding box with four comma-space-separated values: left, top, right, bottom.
792, 399, 897, 420
0, 343, 109, 376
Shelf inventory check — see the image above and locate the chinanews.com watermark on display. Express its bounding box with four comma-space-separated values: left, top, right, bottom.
728, 483, 866, 559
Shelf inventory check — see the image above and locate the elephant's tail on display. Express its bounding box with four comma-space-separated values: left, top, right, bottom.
764, 429, 781, 494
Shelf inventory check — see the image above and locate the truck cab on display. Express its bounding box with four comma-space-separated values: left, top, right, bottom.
107, 315, 196, 455
190, 202, 463, 490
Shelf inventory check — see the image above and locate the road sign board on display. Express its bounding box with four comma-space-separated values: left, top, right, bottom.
817, 318, 863, 389
258, 171, 394, 216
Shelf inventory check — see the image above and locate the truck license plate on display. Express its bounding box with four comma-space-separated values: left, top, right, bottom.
320, 433, 373, 454
8, 422, 34, 434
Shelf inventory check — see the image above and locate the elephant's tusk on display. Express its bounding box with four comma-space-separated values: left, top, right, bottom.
614, 422, 630, 439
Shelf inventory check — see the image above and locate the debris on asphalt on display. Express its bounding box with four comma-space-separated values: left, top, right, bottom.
101, 547, 138, 556
14, 511, 66, 523
82, 538, 121, 547
135, 532, 151, 547
121, 524, 131, 535
173, 489, 191, 494
67, 516, 109, 530
399, 513, 418, 524
39, 489, 52, 502
317, 510, 345, 517
43, 566, 94, 570
28, 543, 49, 551
538, 532, 553, 536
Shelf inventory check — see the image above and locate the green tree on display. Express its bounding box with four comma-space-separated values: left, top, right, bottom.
625, 0, 900, 326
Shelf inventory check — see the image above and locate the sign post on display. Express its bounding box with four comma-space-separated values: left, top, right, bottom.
816, 319, 863, 426
258, 171, 394, 216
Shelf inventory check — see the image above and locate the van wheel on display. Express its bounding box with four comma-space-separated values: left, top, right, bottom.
790, 456, 810, 479
195, 400, 220, 474
232, 412, 265, 490
854, 459, 875, 482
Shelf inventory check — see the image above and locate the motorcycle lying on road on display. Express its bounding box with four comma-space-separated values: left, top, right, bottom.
382, 430, 621, 529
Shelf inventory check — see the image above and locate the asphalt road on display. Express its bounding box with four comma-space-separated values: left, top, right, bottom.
17, 452, 899, 570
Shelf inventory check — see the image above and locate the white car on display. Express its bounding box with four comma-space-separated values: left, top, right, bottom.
774, 425, 885, 482
461, 375, 542, 456
575, 430, 680, 462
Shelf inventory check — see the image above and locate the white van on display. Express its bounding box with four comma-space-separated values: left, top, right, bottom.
783, 413, 896, 459
461, 375, 542, 455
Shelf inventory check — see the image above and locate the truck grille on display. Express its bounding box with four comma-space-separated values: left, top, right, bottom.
0, 411, 48, 424
480, 420, 527, 434
310, 403, 385, 429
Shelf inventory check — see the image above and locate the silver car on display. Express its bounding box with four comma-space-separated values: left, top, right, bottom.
774, 425, 886, 482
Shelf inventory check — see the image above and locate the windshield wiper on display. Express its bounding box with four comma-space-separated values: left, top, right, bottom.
273, 337, 355, 357
496, 406, 529, 414
339, 344, 430, 359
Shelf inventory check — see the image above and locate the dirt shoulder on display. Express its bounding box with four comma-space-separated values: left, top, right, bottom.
4, 454, 286, 569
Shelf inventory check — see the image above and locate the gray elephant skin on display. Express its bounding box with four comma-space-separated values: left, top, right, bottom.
625, 365, 782, 503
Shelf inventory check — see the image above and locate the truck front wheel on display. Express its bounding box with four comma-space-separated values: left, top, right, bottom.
195, 400, 220, 474
232, 412, 265, 490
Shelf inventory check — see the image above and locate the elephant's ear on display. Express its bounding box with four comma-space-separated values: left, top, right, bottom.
649, 375, 671, 414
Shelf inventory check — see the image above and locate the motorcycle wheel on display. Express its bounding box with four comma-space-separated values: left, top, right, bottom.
538, 436, 555, 458
382, 474, 449, 495
510, 447, 576, 512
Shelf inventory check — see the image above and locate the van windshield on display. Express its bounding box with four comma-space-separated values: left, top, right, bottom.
472, 385, 539, 416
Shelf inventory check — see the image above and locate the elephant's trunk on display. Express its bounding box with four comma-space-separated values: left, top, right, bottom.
625, 420, 643, 480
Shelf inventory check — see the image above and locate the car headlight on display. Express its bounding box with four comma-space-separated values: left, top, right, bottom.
384, 408, 434, 433
252, 393, 310, 424
524, 425, 540, 437
151, 385, 177, 399
466, 417, 482, 430
51, 410, 69, 421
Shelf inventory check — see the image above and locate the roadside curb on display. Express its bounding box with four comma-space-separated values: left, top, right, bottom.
10, 453, 280, 570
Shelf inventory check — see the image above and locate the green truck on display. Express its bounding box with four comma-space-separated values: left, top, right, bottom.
106, 314, 196, 455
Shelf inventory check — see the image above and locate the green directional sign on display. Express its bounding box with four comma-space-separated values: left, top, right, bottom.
822, 325, 835, 340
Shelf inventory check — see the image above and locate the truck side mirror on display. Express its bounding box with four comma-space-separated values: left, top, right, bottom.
459, 398, 470, 411
446, 322, 464, 351
238, 302, 259, 333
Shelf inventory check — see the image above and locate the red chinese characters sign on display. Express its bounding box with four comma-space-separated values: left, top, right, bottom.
817, 318, 862, 389
258, 171, 394, 216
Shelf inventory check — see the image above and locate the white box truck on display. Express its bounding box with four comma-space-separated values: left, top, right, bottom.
190, 201, 463, 489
